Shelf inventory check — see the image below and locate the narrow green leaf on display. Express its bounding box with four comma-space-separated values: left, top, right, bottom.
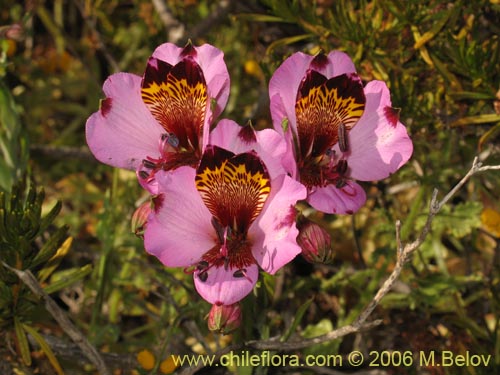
281, 297, 314, 342
31, 225, 69, 268
14, 317, 32, 366
43, 264, 92, 294
450, 114, 500, 127
22, 323, 64, 375
266, 34, 313, 55
234, 13, 288, 23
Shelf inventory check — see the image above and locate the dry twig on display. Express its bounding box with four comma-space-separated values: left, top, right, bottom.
180, 156, 499, 374
1, 263, 111, 375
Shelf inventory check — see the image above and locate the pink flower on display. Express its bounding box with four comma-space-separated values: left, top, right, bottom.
85, 42, 230, 193
144, 121, 306, 305
269, 51, 413, 214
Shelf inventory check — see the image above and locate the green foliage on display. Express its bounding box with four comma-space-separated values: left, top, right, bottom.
0, 80, 28, 193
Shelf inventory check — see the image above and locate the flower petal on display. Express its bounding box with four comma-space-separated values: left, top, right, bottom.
343, 81, 413, 181
251, 175, 307, 274
85, 73, 163, 170
210, 119, 290, 179
150, 43, 230, 151
323, 50, 358, 77
269, 52, 314, 136
143, 167, 214, 267
196, 145, 271, 232
194, 263, 259, 305
307, 181, 367, 214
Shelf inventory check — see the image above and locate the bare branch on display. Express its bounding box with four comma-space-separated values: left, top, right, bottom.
151, 0, 185, 44
1, 263, 111, 375
204, 158, 500, 354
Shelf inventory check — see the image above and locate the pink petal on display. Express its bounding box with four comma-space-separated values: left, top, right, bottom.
269, 52, 314, 136
323, 50, 357, 77
251, 175, 307, 274
307, 181, 367, 214
85, 73, 163, 170
343, 81, 413, 181
143, 167, 214, 267
210, 119, 289, 179
151, 43, 230, 150
194, 264, 259, 305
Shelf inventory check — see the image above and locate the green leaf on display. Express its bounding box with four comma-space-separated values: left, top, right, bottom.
43, 264, 92, 294
22, 323, 64, 375
14, 316, 31, 366
30, 225, 69, 269
0, 80, 27, 193
281, 297, 313, 342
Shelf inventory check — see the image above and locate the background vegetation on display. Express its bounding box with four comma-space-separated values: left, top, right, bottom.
1, 1, 499, 374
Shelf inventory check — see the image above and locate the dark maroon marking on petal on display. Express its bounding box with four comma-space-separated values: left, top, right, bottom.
238, 123, 257, 144
274, 205, 297, 231
141, 57, 173, 89
171, 57, 206, 88
197, 145, 235, 176
196, 145, 271, 233
384, 106, 401, 128
152, 194, 165, 213
310, 52, 329, 70
346, 210, 353, 214
100, 97, 112, 117
296, 70, 327, 102
181, 42, 197, 58
324, 73, 365, 106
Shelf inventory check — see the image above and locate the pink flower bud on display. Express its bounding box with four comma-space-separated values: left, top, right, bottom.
297, 221, 334, 263
131, 200, 152, 238
207, 303, 242, 334
0, 24, 24, 41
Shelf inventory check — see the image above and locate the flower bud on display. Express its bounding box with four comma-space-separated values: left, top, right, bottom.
0, 24, 24, 41
131, 200, 152, 238
207, 303, 242, 334
297, 221, 334, 263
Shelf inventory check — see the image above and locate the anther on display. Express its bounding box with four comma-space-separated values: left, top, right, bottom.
167, 133, 179, 148
138, 170, 150, 180
336, 159, 348, 176
198, 271, 208, 282
196, 260, 209, 272
335, 179, 347, 189
338, 122, 349, 153
233, 269, 247, 278
142, 159, 157, 169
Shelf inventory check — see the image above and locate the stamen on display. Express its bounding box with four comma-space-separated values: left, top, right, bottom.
138, 170, 150, 180
198, 271, 208, 282
336, 159, 348, 176
196, 260, 209, 272
338, 122, 349, 153
142, 159, 157, 169
167, 133, 179, 148
211, 217, 225, 243
233, 269, 246, 278
335, 179, 347, 188
232, 268, 253, 283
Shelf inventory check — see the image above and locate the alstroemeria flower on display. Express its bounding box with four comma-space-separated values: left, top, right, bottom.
144, 130, 306, 305
269, 51, 413, 214
86, 42, 230, 193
